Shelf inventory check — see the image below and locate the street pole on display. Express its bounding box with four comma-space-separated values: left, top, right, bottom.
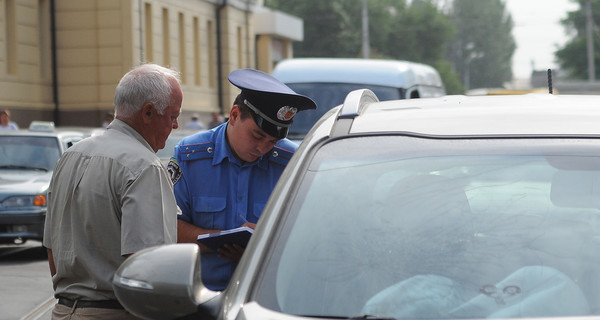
586, 0, 595, 82
362, 0, 370, 59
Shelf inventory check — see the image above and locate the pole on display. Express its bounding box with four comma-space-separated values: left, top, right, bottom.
586, 0, 595, 82
362, 0, 370, 59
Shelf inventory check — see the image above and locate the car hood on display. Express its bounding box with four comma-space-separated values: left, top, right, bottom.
0, 170, 52, 194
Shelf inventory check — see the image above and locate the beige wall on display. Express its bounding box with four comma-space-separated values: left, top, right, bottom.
0, 0, 298, 128
0, 0, 55, 123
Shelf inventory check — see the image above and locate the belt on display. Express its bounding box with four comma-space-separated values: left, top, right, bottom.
58, 297, 124, 310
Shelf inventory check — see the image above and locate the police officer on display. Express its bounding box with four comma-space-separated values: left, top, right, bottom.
168, 68, 316, 291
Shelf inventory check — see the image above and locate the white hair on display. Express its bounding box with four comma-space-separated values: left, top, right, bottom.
113, 64, 181, 118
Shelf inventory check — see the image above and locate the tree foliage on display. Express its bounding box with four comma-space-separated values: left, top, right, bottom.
446, 0, 515, 89
555, 0, 600, 79
262, 0, 363, 57
263, 0, 514, 93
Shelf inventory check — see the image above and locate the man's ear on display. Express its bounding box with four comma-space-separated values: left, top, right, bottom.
141, 103, 155, 124
229, 105, 240, 125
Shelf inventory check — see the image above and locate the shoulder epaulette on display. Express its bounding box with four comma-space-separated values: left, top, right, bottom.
178, 142, 215, 161
269, 146, 294, 167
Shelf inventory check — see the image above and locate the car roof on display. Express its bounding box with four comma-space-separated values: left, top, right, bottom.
324, 92, 600, 138
272, 58, 444, 88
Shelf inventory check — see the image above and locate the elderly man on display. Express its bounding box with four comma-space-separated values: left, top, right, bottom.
43, 63, 183, 319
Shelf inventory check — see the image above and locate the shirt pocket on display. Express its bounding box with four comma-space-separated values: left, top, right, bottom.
252, 201, 266, 221
193, 195, 227, 229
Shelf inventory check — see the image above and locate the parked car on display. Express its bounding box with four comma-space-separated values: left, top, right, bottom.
272, 58, 446, 141
114, 92, 600, 320
0, 122, 85, 244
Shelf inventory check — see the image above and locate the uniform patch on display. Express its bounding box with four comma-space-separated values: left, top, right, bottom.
167, 157, 182, 185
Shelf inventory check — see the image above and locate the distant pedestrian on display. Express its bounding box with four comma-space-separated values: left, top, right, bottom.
208, 111, 224, 129
0, 109, 19, 130
184, 113, 205, 130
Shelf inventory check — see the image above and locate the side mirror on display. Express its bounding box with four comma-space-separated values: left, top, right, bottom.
113, 243, 220, 320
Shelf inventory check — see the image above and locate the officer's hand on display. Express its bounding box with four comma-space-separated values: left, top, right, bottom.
242, 222, 256, 229
218, 244, 245, 261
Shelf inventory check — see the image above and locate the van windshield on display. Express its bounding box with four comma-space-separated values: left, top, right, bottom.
286, 83, 402, 138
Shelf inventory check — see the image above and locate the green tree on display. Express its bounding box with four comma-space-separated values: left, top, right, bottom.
555, 0, 600, 79
382, 0, 452, 64
447, 0, 515, 89
262, 0, 363, 57
379, 0, 465, 94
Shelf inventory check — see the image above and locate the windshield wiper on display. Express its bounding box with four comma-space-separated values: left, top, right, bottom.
0, 165, 48, 172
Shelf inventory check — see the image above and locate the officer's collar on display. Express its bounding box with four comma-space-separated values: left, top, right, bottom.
213, 123, 268, 170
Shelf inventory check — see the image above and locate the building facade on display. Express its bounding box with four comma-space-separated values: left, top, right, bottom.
0, 0, 303, 128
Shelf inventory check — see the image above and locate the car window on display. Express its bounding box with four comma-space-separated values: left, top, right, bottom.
285, 83, 402, 138
0, 136, 61, 171
254, 136, 600, 319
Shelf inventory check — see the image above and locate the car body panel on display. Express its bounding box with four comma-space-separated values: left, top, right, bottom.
273, 58, 444, 89
352, 94, 600, 136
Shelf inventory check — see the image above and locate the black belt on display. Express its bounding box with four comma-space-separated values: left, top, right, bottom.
58, 297, 124, 310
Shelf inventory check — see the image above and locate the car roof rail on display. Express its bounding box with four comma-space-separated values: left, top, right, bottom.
330, 89, 379, 138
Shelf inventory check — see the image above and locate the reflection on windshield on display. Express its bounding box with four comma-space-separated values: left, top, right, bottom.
255, 136, 600, 319
285, 83, 402, 137
0, 136, 60, 171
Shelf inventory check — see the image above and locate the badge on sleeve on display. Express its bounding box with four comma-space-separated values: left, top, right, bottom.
167, 157, 182, 185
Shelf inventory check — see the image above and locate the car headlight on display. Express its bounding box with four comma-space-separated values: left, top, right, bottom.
2, 195, 46, 207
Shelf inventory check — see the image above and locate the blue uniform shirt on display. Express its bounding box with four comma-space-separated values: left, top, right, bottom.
168, 122, 297, 291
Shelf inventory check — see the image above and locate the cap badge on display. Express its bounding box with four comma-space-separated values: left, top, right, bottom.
277, 106, 297, 121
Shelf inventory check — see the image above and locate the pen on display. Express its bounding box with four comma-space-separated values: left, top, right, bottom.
239, 214, 248, 224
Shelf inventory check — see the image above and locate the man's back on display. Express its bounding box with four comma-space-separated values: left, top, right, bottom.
44, 121, 177, 300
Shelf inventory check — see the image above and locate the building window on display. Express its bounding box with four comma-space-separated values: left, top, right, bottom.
162, 8, 170, 66
193, 16, 201, 86
178, 12, 186, 83
6, 0, 17, 74
144, 3, 153, 63
207, 20, 215, 88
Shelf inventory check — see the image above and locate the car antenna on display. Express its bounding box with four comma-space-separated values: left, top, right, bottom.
547, 69, 553, 94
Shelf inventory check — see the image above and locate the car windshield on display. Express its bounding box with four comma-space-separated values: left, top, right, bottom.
254, 135, 600, 319
0, 136, 61, 171
285, 83, 402, 138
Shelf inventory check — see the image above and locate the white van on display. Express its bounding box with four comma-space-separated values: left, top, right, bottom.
272, 58, 446, 140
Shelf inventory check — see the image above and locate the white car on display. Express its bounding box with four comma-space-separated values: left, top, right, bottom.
114, 92, 600, 320
0, 122, 85, 244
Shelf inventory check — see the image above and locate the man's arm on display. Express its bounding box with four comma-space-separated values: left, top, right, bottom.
46, 248, 56, 277
177, 219, 219, 252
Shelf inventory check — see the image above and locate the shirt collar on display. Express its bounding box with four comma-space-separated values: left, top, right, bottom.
107, 119, 155, 153
212, 122, 267, 170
